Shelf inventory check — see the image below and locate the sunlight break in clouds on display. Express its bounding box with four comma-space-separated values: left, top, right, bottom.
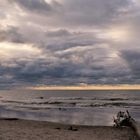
99, 26, 131, 42
0, 42, 42, 61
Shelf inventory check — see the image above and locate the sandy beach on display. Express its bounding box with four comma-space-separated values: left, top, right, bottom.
0, 119, 138, 140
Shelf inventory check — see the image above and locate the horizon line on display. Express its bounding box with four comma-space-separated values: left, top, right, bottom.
27, 84, 140, 90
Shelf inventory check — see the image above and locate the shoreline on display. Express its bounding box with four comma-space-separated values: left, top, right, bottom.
0, 118, 138, 140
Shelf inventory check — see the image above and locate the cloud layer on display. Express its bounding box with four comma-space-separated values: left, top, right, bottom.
0, 0, 140, 88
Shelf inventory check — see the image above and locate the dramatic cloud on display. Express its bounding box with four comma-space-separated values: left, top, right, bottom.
0, 0, 140, 88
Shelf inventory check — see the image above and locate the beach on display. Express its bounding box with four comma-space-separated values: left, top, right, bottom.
0, 119, 138, 140
0, 90, 139, 139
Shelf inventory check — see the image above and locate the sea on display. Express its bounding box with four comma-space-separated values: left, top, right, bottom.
0, 90, 139, 126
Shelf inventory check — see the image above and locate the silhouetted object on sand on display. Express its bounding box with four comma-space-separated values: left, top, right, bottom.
114, 110, 140, 139
68, 126, 78, 131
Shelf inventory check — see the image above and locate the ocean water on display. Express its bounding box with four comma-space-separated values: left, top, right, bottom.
0, 90, 139, 126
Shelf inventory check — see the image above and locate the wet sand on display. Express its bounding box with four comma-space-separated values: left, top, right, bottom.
0, 119, 138, 140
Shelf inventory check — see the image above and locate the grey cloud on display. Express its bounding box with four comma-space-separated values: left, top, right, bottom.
46, 29, 72, 37
55, 0, 131, 27
121, 50, 140, 77
12, 0, 52, 14
43, 29, 109, 52
0, 27, 25, 43
0, 44, 131, 87
8, 0, 132, 28
0, 43, 138, 88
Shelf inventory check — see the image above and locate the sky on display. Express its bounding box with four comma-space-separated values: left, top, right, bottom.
0, 0, 140, 89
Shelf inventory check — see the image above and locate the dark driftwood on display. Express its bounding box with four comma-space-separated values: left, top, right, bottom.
114, 111, 140, 139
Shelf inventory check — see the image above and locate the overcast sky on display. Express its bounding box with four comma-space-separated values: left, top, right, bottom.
0, 0, 140, 89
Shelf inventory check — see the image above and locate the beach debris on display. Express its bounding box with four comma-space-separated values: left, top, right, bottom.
39, 97, 44, 99
55, 127, 61, 130
113, 110, 131, 127
59, 107, 62, 111
114, 110, 140, 139
68, 126, 78, 131
58, 108, 67, 111
2, 118, 19, 121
